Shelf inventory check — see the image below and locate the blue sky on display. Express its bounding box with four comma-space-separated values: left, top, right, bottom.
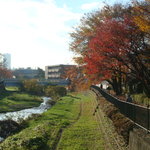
0, 0, 131, 70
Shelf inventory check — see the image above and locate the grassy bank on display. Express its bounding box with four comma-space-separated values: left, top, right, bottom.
0, 93, 81, 150
57, 92, 104, 150
0, 92, 105, 150
0, 91, 128, 150
0, 92, 42, 113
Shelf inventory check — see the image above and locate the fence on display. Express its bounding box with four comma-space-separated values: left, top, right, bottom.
91, 85, 150, 132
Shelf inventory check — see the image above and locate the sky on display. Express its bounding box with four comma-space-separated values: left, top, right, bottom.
0, 0, 131, 70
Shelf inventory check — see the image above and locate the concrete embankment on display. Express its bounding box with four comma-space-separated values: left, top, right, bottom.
129, 129, 150, 150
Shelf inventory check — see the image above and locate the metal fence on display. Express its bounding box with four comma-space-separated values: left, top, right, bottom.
91, 85, 150, 132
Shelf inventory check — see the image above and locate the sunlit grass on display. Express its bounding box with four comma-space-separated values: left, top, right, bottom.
132, 93, 150, 106
0, 94, 81, 150
57, 92, 104, 150
0, 93, 42, 113
5, 86, 20, 92
0, 92, 104, 150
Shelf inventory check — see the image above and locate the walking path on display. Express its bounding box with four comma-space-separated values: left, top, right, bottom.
56, 91, 127, 150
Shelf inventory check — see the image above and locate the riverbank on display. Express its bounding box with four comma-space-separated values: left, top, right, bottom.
0, 91, 127, 150
0, 92, 82, 149
0, 92, 42, 113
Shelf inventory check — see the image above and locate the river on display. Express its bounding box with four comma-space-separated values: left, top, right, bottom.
0, 97, 51, 142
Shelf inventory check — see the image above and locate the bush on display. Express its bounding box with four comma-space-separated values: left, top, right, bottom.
45, 86, 67, 100
132, 93, 150, 106
22, 79, 44, 95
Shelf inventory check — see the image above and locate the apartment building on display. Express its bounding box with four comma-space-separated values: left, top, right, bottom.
45, 64, 74, 83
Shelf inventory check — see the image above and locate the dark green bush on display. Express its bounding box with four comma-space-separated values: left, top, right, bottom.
45, 86, 67, 100
22, 79, 44, 95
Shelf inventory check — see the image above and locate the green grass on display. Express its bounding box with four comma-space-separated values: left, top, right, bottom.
0, 92, 104, 150
132, 93, 150, 106
57, 92, 104, 150
5, 86, 20, 92
0, 93, 42, 113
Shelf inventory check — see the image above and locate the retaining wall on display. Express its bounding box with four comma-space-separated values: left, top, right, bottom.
129, 129, 150, 150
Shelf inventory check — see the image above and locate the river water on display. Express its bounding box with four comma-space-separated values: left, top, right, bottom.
0, 97, 51, 142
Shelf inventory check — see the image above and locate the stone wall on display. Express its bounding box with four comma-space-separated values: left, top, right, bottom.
129, 128, 150, 150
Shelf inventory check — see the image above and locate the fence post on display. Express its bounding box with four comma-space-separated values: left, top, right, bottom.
147, 104, 150, 132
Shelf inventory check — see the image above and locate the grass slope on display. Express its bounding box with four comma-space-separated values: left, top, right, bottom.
57, 92, 104, 150
0, 92, 42, 113
0, 92, 104, 150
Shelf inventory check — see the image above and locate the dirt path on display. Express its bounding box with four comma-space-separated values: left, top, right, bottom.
53, 101, 83, 150
55, 91, 127, 150
55, 92, 104, 150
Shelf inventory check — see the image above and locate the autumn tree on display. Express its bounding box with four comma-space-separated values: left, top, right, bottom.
70, 4, 132, 64
86, 17, 150, 96
70, 3, 150, 96
63, 66, 91, 92
0, 67, 12, 80
70, 4, 133, 94
133, 0, 150, 35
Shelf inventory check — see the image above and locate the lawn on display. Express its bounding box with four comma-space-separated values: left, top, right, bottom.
0, 92, 105, 150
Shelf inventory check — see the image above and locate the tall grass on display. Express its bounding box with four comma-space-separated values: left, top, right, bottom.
132, 93, 150, 106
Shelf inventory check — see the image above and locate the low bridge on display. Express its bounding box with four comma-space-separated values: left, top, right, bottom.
3, 79, 69, 87
4, 79, 22, 87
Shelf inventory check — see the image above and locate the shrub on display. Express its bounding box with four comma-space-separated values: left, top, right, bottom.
45, 86, 67, 100
22, 79, 44, 95
132, 93, 150, 106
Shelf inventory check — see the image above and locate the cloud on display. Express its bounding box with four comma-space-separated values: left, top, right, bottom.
0, 0, 81, 69
81, 2, 105, 10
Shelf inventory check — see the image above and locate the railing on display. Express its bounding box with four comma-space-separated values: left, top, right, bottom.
91, 85, 150, 132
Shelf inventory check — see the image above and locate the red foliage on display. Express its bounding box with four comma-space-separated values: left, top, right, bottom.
63, 66, 90, 91
0, 67, 12, 79
84, 17, 140, 81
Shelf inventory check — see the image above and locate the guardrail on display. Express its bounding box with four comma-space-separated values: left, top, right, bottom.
91, 85, 150, 132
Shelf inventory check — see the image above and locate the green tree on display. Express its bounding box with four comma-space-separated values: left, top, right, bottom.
23, 79, 44, 95
45, 86, 67, 100
35, 68, 45, 79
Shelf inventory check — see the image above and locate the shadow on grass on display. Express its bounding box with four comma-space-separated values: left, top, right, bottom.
67, 94, 81, 100
0, 91, 15, 99
0, 91, 42, 113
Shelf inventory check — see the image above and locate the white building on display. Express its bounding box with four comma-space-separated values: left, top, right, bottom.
3, 53, 11, 69
96, 80, 110, 89
45, 64, 75, 83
